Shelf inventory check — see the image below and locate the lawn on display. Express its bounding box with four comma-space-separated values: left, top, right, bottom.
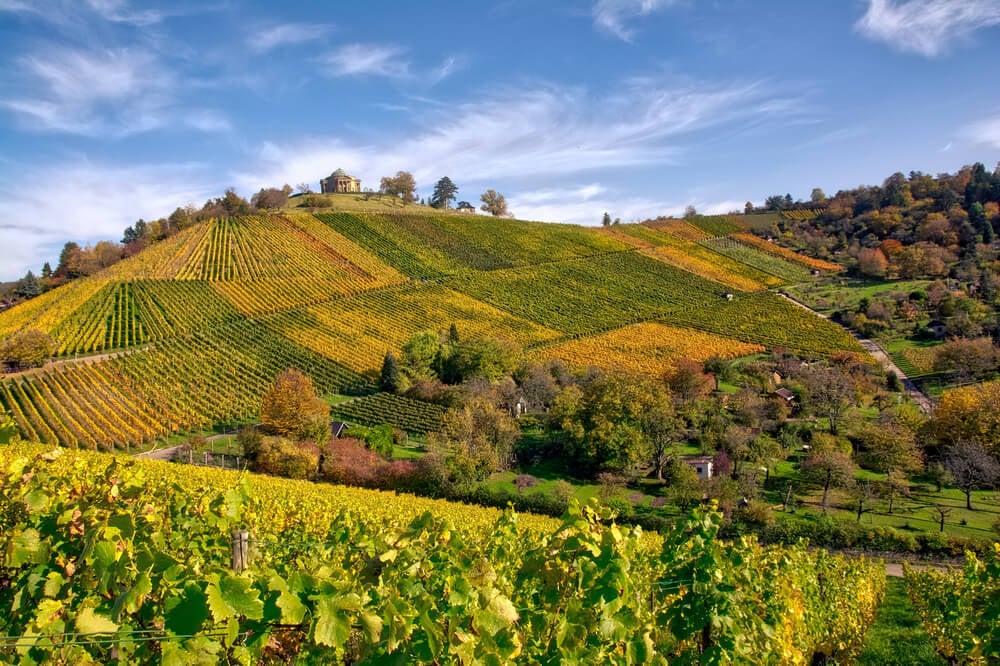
857, 577, 944, 665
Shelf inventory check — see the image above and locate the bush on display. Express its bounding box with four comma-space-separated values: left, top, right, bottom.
513, 474, 538, 492
1, 329, 56, 370
320, 437, 418, 490
253, 436, 319, 480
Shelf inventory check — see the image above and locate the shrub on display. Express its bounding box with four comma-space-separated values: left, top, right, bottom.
513, 474, 539, 492
253, 436, 319, 480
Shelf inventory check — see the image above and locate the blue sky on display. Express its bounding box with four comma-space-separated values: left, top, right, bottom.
1, 0, 999, 279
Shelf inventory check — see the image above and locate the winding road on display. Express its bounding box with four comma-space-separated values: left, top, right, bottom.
778, 293, 934, 413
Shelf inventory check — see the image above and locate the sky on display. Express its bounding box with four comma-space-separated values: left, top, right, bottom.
1, 0, 999, 280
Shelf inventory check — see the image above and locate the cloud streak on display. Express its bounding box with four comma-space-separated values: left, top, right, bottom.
965, 114, 1000, 149
856, 0, 1000, 56
320, 43, 411, 78
0, 46, 229, 137
236, 76, 803, 208
248, 22, 334, 53
592, 0, 679, 41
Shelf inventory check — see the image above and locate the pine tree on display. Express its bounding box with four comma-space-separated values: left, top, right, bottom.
16, 271, 41, 299
448, 323, 460, 343
602, 212, 611, 227
430, 177, 458, 209
379, 351, 402, 393
40, 262, 51, 279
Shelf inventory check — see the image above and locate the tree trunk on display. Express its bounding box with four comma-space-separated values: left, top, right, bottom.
965, 487, 973, 511
856, 498, 863, 521
821, 473, 831, 512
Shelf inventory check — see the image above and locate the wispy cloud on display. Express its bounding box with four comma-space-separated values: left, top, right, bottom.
248, 22, 334, 53
965, 114, 1000, 149
855, 0, 1000, 57
0, 46, 229, 137
236, 76, 803, 204
320, 43, 410, 78
0, 159, 214, 278
592, 0, 679, 41
0, 0, 212, 27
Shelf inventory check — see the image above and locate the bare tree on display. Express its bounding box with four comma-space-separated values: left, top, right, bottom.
943, 440, 1000, 510
801, 446, 857, 513
480, 189, 510, 217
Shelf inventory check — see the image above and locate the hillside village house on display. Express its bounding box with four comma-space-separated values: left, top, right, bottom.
684, 456, 714, 479
320, 168, 361, 194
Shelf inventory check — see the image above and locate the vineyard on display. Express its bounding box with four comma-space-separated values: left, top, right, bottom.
698, 237, 814, 283
536, 323, 764, 376
903, 548, 1000, 663
731, 233, 842, 272
0, 210, 856, 448
0, 444, 887, 664
332, 393, 447, 434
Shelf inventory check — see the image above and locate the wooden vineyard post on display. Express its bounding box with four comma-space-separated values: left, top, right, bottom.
232, 530, 250, 573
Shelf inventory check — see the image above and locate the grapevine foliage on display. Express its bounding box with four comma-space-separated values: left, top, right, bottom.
1, 445, 885, 664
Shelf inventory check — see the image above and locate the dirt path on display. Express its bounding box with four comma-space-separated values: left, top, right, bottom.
777, 292, 934, 413
883, 561, 951, 578
135, 444, 185, 461
3, 347, 150, 379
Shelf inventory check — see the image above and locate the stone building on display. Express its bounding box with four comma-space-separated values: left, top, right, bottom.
320, 168, 361, 194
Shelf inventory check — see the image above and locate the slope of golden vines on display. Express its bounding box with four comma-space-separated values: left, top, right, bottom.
264, 283, 562, 374
282, 212, 405, 284
732, 233, 842, 272
643, 245, 766, 292
101, 224, 211, 279
899, 346, 937, 374
0, 277, 109, 339
641, 218, 710, 241
537, 323, 764, 376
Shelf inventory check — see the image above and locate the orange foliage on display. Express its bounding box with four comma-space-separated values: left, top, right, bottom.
732, 233, 842, 272
259, 369, 330, 441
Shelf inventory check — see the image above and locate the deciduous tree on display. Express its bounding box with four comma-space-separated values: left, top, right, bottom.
0, 329, 55, 370
801, 437, 857, 512
480, 189, 509, 217
943, 440, 1000, 510
259, 369, 330, 445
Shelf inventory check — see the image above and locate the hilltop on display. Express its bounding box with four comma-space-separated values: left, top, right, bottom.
0, 205, 855, 449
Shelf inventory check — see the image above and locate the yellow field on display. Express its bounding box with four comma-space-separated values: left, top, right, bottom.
642, 218, 710, 241
643, 245, 767, 291
538, 322, 764, 376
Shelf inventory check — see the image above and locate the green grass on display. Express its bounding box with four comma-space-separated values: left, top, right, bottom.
857, 577, 945, 665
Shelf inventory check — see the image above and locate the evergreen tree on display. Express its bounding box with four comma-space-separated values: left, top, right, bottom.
430, 177, 458, 209
602, 212, 611, 227
16, 271, 41, 299
379, 351, 402, 393
448, 323, 460, 343
40, 262, 51, 279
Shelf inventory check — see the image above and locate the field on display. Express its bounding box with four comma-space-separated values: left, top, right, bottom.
1, 210, 860, 448
0, 442, 887, 664
331, 393, 447, 434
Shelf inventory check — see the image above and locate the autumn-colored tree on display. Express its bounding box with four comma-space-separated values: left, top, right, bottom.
932, 337, 999, 382
857, 247, 888, 278
664, 358, 714, 404
479, 189, 509, 217
928, 380, 1000, 455
0, 329, 56, 370
253, 436, 320, 479
259, 369, 330, 444
429, 396, 521, 487
943, 440, 1000, 511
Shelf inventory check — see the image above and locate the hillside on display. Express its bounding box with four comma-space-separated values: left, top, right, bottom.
0, 209, 858, 449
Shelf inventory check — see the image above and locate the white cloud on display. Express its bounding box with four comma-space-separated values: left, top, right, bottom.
320, 44, 410, 78
593, 0, 679, 41
856, 0, 1000, 56
235, 76, 802, 205
0, 47, 230, 137
965, 114, 1000, 148
0, 160, 215, 278
249, 22, 334, 53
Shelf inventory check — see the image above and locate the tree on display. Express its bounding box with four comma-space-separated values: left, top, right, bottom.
702, 355, 735, 391
943, 440, 1000, 510
810, 188, 826, 203
251, 184, 292, 210
669, 460, 704, 510
40, 262, 52, 279
295, 182, 313, 195
744, 202, 754, 214
480, 189, 509, 217
602, 212, 612, 227
16, 271, 41, 299
56, 241, 81, 278
379, 171, 416, 203
259, 369, 330, 445
641, 402, 679, 482
664, 358, 713, 404
857, 248, 889, 278
932, 337, 998, 383
429, 397, 520, 486
216, 188, 252, 215
683, 205, 697, 219
802, 366, 857, 435
801, 438, 857, 512
400, 331, 441, 383
0, 329, 55, 370
430, 177, 458, 209
379, 351, 402, 393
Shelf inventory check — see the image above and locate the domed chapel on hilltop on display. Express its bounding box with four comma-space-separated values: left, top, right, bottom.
320, 168, 361, 194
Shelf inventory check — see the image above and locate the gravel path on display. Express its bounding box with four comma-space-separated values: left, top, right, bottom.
777, 292, 934, 413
